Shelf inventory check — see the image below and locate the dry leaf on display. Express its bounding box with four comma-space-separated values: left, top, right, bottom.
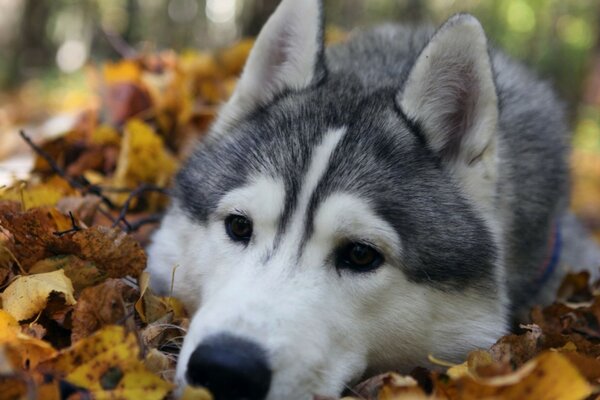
39, 325, 172, 400
1, 269, 76, 321
0, 204, 75, 270
0, 310, 57, 369
449, 351, 591, 400
378, 373, 428, 400
71, 279, 137, 342
181, 385, 214, 400
112, 119, 177, 191
68, 225, 146, 278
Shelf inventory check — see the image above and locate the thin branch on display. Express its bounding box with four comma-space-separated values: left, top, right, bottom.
19, 130, 84, 190
112, 184, 169, 229
19, 130, 117, 209
127, 213, 163, 232
19, 130, 169, 234
53, 211, 82, 237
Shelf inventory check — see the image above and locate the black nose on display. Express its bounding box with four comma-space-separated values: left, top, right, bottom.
186, 334, 272, 400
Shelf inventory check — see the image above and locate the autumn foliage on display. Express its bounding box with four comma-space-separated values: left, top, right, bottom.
0, 39, 600, 400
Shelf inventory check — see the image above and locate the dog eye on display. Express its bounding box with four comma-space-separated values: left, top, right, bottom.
336, 242, 384, 272
225, 215, 253, 243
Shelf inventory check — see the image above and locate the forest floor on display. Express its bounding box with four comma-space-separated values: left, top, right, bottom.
0, 39, 600, 400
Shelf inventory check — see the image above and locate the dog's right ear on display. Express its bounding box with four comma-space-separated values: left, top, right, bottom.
213, 0, 325, 135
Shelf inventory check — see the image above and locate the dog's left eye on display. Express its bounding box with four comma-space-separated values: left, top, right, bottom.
225, 215, 253, 243
336, 242, 384, 272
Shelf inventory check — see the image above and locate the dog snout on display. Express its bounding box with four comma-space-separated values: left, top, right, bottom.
185, 334, 272, 400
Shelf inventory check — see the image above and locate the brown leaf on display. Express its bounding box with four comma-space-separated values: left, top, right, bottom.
71, 279, 137, 342
557, 271, 593, 304
28, 255, 106, 295
0, 204, 74, 271
56, 195, 102, 227
489, 324, 542, 367
68, 226, 146, 278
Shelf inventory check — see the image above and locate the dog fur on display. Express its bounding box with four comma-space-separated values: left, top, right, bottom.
146, 1, 600, 398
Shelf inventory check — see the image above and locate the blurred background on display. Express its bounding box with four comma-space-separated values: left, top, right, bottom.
0, 0, 599, 236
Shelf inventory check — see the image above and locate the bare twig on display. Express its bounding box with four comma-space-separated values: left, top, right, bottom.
127, 213, 163, 232
53, 211, 82, 237
19, 130, 117, 209
112, 184, 169, 230
19, 130, 169, 234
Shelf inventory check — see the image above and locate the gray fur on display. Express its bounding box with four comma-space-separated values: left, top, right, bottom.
177, 23, 574, 313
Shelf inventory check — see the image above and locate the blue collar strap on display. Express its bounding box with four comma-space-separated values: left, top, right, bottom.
535, 223, 561, 288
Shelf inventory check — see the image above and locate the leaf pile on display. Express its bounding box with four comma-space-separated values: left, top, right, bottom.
0, 42, 255, 399
0, 37, 600, 400
343, 271, 600, 399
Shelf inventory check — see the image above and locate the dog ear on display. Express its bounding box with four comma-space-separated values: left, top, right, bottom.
398, 14, 498, 168
214, 0, 325, 134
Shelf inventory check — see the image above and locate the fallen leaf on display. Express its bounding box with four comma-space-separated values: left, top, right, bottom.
489, 324, 542, 367
0, 204, 75, 270
112, 119, 177, 191
1, 269, 76, 321
378, 373, 428, 400
0, 177, 75, 210
181, 385, 214, 400
28, 255, 106, 294
68, 225, 147, 278
557, 271, 594, 305
71, 279, 137, 342
0, 310, 57, 369
39, 325, 172, 400
449, 351, 592, 400
446, 350, 493, 380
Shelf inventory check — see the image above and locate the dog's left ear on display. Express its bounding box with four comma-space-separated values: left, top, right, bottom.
214, 0, 325, 133
398, 14, 499, 215
399, 14, 498, 169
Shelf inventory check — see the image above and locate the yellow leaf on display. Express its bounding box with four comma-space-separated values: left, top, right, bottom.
378, 373, 428, 400
0, 310, 57, 369
181, 385, 214, 400
1, 270, 76, 321
91, 124, 122, 146
446, 350, 493, 379
0, 310, 19, 339
93, 365, 173, 400
454, 351, 592, 400
40, 325, 134, 375
0, 178, 75, 210
112, 119, 177, 192
103, 60, 142, 84
39, 325, 172, 400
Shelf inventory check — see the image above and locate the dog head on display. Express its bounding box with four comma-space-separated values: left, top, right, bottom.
147, 1, 508, 398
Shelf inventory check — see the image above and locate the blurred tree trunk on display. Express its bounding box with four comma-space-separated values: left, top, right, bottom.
6, 0, 54, 88
241, 0, 279, 36
583, 19, 600, 108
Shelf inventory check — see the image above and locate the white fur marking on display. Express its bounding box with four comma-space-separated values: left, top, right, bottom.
283, 127, 346, 252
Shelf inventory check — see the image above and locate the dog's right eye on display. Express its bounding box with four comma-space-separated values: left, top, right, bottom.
336, 242, 384, 273
225, 215, 253, 243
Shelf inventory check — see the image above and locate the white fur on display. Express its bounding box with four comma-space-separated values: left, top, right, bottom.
147, 136, 507, 398
213, 0, 321, 136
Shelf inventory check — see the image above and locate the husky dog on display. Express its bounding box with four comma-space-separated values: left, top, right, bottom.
146, 0, 600, 398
